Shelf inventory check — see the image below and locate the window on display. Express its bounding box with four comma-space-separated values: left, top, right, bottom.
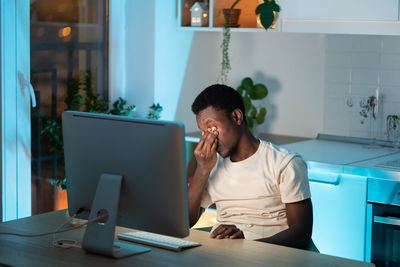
30, 0, 109, 215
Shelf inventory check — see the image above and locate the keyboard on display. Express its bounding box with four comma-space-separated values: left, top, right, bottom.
117, 231, 201, 252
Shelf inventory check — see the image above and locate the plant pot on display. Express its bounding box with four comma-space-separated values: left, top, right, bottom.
223, 8, 241, 27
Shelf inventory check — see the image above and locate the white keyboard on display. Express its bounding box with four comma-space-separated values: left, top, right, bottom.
117, 231, 201, 252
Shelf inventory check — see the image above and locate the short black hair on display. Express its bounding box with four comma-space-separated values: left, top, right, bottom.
191, 84, 246, 122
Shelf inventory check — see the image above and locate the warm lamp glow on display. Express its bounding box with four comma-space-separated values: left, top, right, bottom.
203, 13, 208, 18
58, 26, 72, 37
194, 7, 199, 12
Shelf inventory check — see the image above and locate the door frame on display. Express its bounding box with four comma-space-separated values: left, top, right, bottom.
1, 0, 32, 221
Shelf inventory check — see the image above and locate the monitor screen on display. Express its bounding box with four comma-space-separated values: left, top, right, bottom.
62, 111, 189, 257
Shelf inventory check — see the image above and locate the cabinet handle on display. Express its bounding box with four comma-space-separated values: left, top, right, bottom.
309, 179, 339, 186
374, 215, 400, 227
308, 172, 340, 186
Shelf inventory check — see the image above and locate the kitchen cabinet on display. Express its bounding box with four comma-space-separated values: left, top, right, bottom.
281, 135, 399, 262
308, 169, 367, 261
280, 0, 400, 35
280, 0, 399, 21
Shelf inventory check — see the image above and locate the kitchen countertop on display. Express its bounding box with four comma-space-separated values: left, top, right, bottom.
281, 139, 398, 165
347, 153, 400, 181
280, 138, 400, 181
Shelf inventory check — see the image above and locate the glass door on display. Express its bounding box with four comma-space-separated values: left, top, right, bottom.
371, 203, 400, 266
30, 0, 108, 215
1, 0, 32, 221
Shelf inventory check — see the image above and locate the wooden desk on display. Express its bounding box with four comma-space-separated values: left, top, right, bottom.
0, 210, 374, 267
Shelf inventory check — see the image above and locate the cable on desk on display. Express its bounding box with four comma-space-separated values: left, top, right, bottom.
52, 213, 82, 249
0, 213, 107, 238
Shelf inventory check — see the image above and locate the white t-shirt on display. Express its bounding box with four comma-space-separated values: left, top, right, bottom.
200, 140, 311, 240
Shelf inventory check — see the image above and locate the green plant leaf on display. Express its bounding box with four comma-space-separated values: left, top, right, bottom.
243, 96, 251, 114
256, 2, 279, 30
255, 3, 265, 15
266, 0, 280, 12
250, 84, 268, 99
237, 85, 245, 96
260, 11, 275, 30
250, 106, 257, 118
230, 0, 241, 9
241, 77, 253, 92
247, 117, 254, 131
256, 107, 267, 124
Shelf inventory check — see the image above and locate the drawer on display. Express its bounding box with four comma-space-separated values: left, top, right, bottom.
368, 178, 400, 206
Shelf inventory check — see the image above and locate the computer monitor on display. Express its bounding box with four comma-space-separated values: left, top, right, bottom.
62, 111, 189, 258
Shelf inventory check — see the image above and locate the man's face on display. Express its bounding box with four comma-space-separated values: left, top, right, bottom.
196, 106, 240, 158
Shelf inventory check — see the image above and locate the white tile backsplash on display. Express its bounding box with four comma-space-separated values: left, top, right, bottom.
325, 68, 350, 83
351, 53, 380, 69
325, 82, 349, 98
382, 36, 400, 53
381, 54, 400, 70
325, 52, 352, 68
325, 35, 353, 51
352, 36, 381, 52
324, 35, 400, 140
381, 71, 400, 86
350, 84, 378, 96
381, 86, 400, 102
351, 70, 379, 85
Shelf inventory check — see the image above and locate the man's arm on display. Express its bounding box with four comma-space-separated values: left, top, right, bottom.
188, 130, 218, 227
256, 198, 313, 249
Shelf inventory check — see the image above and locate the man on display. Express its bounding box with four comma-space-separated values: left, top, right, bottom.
188, 84, 313, 249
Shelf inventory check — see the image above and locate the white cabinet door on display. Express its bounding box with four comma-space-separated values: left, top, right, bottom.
281, 0, 399, 21
1, 0, 32, 221
309, 171, 367, 261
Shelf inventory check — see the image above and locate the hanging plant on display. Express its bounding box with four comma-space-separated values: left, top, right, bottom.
359, 96, 377, 124
217, 25, 232, 85
217, 0, 280, 85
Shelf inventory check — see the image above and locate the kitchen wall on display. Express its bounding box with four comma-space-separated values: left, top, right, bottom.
115, 0, 325, 138
116, 1, 400, 140
174, 32, 325, 137
322, 35, 400, 140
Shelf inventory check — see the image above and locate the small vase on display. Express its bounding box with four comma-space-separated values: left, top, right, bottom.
223, 8, 241, 27
364, 116, 380, 149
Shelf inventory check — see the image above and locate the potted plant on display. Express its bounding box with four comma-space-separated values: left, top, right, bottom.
222, 0, 241, 28
386, 114, 400, 148
42, 71, 162, 191
256, 0, 280, 30
236, 77, 268, 133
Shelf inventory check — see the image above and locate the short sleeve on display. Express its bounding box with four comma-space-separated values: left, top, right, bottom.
278, 155, 311, 203
200, 186, 212, 208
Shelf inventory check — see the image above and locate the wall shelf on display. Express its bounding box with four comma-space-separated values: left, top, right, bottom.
179, 0, 400, 36
178, 0, 280, 32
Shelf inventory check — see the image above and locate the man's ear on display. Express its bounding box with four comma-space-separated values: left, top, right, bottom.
231, 109, 244, 126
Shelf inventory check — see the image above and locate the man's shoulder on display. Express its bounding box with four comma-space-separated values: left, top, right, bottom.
259, 140, 303, 168
260, 140, 296, 158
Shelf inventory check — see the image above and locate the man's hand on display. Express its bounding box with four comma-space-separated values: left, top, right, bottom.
188, 127, 218, 227
193, 128, 218, 176
210, 224, 244, 239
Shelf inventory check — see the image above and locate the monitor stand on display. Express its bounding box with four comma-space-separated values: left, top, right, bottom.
82, 173, 151, 258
